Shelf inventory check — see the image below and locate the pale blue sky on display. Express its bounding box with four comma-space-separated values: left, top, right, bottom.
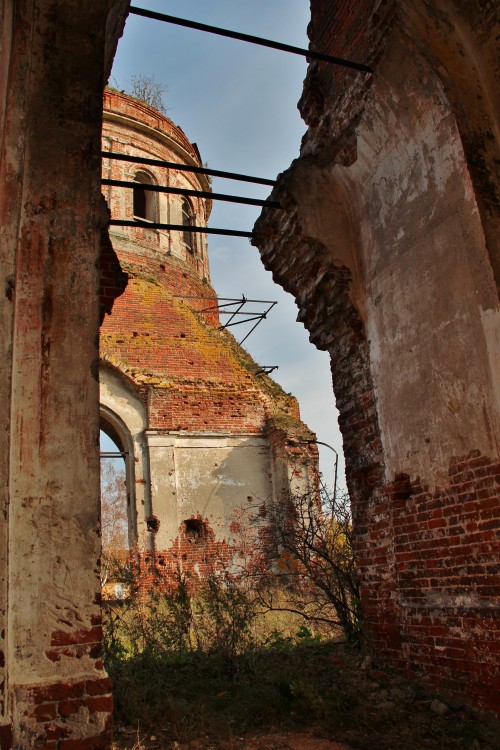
109, 0, 345, 489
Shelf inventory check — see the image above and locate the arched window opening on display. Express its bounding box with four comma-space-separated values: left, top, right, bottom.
100, 411, 137, 599
133, 170, 157, 222
181, 197, 195, 253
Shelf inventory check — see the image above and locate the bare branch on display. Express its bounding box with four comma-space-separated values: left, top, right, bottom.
128, 74, 168, 113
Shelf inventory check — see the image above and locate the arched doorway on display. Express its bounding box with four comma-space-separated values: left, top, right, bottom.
100, 406, 138, 598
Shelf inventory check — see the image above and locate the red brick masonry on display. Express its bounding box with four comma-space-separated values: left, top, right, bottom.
21, 675, 113, 749
358, 451, 500, 714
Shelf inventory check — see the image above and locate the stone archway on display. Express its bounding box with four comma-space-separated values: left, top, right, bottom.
99, 365, 153, 553
100, 405, 138, 551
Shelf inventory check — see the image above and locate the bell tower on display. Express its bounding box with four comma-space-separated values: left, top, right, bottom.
100, 90, 317, 576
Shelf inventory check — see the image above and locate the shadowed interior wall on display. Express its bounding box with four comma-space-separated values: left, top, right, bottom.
0, 2, 128, 748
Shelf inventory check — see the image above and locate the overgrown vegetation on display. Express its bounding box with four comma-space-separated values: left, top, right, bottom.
106, 576, 337, 735
254, 485, 363, 645
105, 582, 498, 750
102, 485, 498, 749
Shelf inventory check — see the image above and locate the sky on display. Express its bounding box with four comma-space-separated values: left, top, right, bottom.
109, 0, 345, 490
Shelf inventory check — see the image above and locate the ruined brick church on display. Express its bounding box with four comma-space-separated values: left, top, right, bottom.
99, 89, 315, 574
1, 1, 499, 748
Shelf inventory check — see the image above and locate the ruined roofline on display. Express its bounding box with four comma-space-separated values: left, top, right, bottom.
103, 88, 212, 199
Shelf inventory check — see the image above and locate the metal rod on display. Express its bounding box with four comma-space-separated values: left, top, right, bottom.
238, 317, 265, 346
102, 178, 280, 209
224, 297, 247, 328
255, 366, 278, 375
175, 295, 277, 304
222, 315, 265, 328
102, 151, 275, 186
109, 219, 253, 238
314, 440, 339, 502
100, 451, 128, 457
129, 7, 373, 74
288, 439, 339, 501
219, 310, 272, 316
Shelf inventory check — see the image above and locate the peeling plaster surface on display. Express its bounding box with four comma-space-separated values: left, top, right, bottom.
283, 36, 500, 488
348, 36, 499, 485
253, 0, 500, 716
147, 433, 273, 548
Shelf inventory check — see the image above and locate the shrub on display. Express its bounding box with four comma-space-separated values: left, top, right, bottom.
255, 485, 363, 645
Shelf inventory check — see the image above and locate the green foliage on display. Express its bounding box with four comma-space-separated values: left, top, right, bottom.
195, 573, 257, 662
106, 576, 498, 750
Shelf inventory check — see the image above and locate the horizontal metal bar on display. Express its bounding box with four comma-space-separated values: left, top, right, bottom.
109, 219, 253, 238
100, 451, 128, 457
222, 316, 264, 328
102, 151, 275, 186
102, 178, 280, 209
219, 311, 270, 316
255, 366, 278, 375
175, 295, 276, 304
129, 6, 373, 74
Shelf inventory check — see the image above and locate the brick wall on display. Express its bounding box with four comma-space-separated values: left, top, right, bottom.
100, 247, 302, 434
358, 451, 500, 712
99, 222, 128, 325
300, 0, 395, 159
130, 518, 236, 591
253, 0, 500, 716
103, 90, 199, 162
21, 676, 113, 749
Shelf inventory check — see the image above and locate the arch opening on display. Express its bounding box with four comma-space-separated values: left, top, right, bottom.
133, 170, 157, 222
100, 406, 138, 600
181, 196, 196, 253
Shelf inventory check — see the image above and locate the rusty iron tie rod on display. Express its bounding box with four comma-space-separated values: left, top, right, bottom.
102, 151, 275, 186
109, 219, 253, 238
102, 178, 280, 209
129, 7, 373, 74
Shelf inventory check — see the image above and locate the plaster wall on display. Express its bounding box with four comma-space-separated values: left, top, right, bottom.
284, 35, 499, 487
352, 36, 499, 486
147, 433, 273, 549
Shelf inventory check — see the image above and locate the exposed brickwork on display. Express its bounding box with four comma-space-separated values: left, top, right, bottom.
254, 0, 500, 717
103, 90, 199, 162
357, 451, 500, 713
99, 92, 316, 619
100, 251, 303, 433
100, 94, 309, 437
300, 0, 395, 159
133, 519, 236, 591
303, 0, 500, 290
17, 676, 112, 749
254, 211, 384, 502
